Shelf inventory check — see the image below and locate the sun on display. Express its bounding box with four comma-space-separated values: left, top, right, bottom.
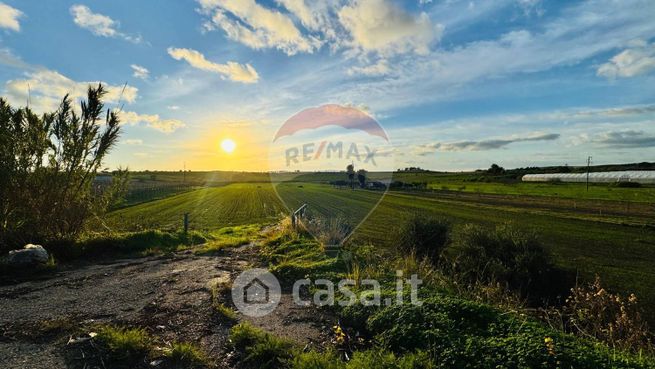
220, 138, 236, 154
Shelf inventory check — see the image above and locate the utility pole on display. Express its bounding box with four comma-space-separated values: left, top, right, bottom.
586, 156, 592, 191
183, 161, 186, 184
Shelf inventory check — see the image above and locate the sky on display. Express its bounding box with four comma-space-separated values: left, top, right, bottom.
0, 0, 654, 172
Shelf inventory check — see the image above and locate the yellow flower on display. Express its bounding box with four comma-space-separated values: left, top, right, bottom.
544, 337, 556, 356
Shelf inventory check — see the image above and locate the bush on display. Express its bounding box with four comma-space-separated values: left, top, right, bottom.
451, 223, 554, 297
394, 214, 450, 264
0, 85, 128, 253
563, 276, 652, 352
343, 295, 655, 369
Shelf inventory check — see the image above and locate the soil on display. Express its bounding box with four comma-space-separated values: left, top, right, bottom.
0, 243, 334, 368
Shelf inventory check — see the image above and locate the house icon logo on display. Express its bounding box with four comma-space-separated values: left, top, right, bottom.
232, 268, 281, 317
244, 277, 270, 304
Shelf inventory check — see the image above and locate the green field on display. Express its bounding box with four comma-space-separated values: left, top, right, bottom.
125, 170, 655, 203
106, 182, 655, 319
425, 180, 655, 203
106, 183, 285, 231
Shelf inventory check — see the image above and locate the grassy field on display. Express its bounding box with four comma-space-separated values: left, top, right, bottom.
124, 170, 655, 203
425, 180, 655, 203
105, 182, 655, 319
106, 183, 285, 231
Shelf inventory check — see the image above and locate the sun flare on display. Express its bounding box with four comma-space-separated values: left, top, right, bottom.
220, 138, 236, 154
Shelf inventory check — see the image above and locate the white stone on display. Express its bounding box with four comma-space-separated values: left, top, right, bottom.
7, 244, 49, 265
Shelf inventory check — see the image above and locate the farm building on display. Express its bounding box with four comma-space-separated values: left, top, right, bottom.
522, 170, 655, 184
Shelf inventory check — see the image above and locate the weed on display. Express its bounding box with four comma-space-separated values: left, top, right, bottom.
211, 280, 238, 321
166, 342, 207, 367
563, 276, 652, 352
347, 349, 435, 369
304, 215, 353, 247
291, 350, 344, 369
95, 325, 151, 360
50, 229, 210, 261
229, 322, 295, 369
195, 224, 261, 255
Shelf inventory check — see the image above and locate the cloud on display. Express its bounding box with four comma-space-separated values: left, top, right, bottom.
167, 47, 259, 83
338, 0, 442, 56
0, 2, 22, 31
4, 69, 138, 112
124, 139, 143, 145
567, 104, 655, 118
597, 40, 655, 78
418, 132, 560, 154
70, 4, 142, 43
337, 0, 655, 111
198, 0, 321, 55
0, 48, 30, 69
347, 59, 390, 76
131, 64, 149, 79
2, 67, 184, 133
119, 111, 185, 133
516, 0, 544, 17
167, 105, 181, 110
592, 130, 655, 148
275, 0, 329, 32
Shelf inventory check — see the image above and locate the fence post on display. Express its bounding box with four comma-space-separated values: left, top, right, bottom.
183, 213, 189, 234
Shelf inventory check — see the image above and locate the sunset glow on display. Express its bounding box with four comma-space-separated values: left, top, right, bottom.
220, 138, 236, 154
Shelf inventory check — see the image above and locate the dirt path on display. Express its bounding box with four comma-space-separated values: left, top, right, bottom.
0, 244, 332, 368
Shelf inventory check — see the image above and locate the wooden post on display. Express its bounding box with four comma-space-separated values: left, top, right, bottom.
183, 213, 189, 234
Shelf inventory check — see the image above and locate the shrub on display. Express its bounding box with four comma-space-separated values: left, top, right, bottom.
394, 214, 450, 264
451, 223, 554, 297
0, 85, 128, 252
344, 295, 655, 369
366, 296, 501, 352
563, 276, 652, 352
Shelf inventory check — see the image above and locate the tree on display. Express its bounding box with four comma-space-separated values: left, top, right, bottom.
487, 163, 505, 175
357, 169, 367, 188
346, 163, 355, 189
0, 84, 128, 252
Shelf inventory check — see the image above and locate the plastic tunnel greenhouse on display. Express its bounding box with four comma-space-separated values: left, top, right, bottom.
522, 171, 655, 184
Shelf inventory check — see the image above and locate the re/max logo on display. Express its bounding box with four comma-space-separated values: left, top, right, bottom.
285, 141, 377, 167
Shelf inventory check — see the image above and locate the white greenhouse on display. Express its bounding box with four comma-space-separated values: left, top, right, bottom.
522, 171, 655, 184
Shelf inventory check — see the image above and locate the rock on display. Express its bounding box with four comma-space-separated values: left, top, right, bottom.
7, 244, 49, 266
